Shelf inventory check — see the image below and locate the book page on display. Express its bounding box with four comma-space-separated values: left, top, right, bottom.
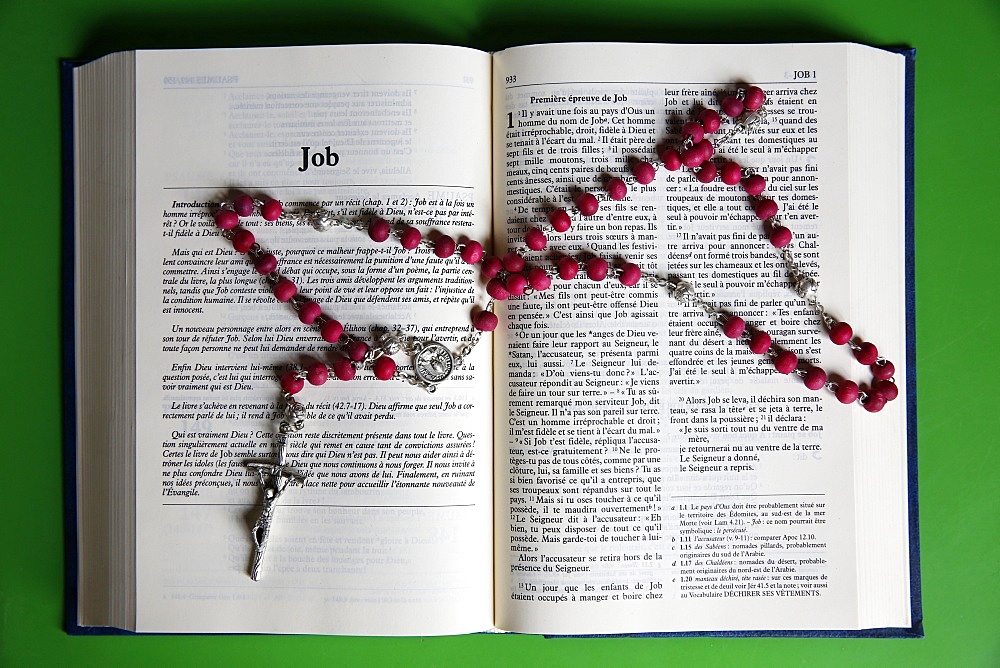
491, 43, 909, 635
130, 44, 494, 635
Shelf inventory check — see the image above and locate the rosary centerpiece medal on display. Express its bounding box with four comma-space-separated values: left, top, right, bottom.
412, 340, 454, 387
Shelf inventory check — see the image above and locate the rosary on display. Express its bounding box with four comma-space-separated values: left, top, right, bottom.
211, 85, 899, 579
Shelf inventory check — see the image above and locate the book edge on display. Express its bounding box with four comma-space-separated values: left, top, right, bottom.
900, 44, 923, 639
60, 57, 85, 636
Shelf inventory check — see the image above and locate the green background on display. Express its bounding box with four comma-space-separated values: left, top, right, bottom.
2, 0, 997, 665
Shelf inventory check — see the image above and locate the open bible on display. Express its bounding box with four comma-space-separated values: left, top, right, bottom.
66, 41, 918, 636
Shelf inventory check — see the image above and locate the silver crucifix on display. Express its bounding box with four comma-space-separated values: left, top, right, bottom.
247, 394, 308, 580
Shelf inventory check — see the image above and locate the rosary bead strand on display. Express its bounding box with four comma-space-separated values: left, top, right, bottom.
214, 198, 493, 393
212, 85, 897, 410
508, 84, 897, 409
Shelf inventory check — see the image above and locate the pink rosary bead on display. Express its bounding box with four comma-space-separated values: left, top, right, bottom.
682, 121, 705, 143
773, 350, 798, 374
526, 267, 551, 291
803, 367, 827, 390
695, 139, 714, 162
253, 253, 278, 275
524, 227, 547, 251
829, 321, 853, 346
557, 256, 579, 280
631, 160, 656, 185
605, 177, 628, 201
232, 228, 255, 253
549, 208, 572, 232
280, 371, 304, 395
372, 356, 396, 381
619, 263, 642, 287
874, 379, 898, 402
297, 300, 322, 325
681, 140, 714, 169
749, 330, 772, 354
680, 145, 704, 168
696, 161, 717, 184
486, 277, 510, 301
698, 108, 721, 133
769, 225, 793, 248
722, 316, 746, 339
434, 234, 456, 258
744, 86, 766, 111
720, 95, 744, 118
461, 240, 484, 264
862, 392, 887, 413
306, 362, 328, 386
575, 192, 600, 216
332, 355, 356, 381
480, 255, 502, 278
473, 310, 499, 332
214, 209, 239, 230
836, 380, 859, 404
273, 278, 297, 303
320, 319, 343, 344
660, 147, 682, 171
743, 174, 767, 196
368, 217, 391, 242
754, 198, 779, 221
586, 257, 609, 281
720, 161, 742, 186
399, 225, 422, 250
505, 273, 528, 297
346, 340, 369, 362
233, 194, 254, 217
854, 342, 879, 366
260, 199, 283, 221
871, 360, 895, 380
502, 251, 526, 273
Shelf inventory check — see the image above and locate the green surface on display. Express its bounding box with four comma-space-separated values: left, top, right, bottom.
2, 0, 997, 665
